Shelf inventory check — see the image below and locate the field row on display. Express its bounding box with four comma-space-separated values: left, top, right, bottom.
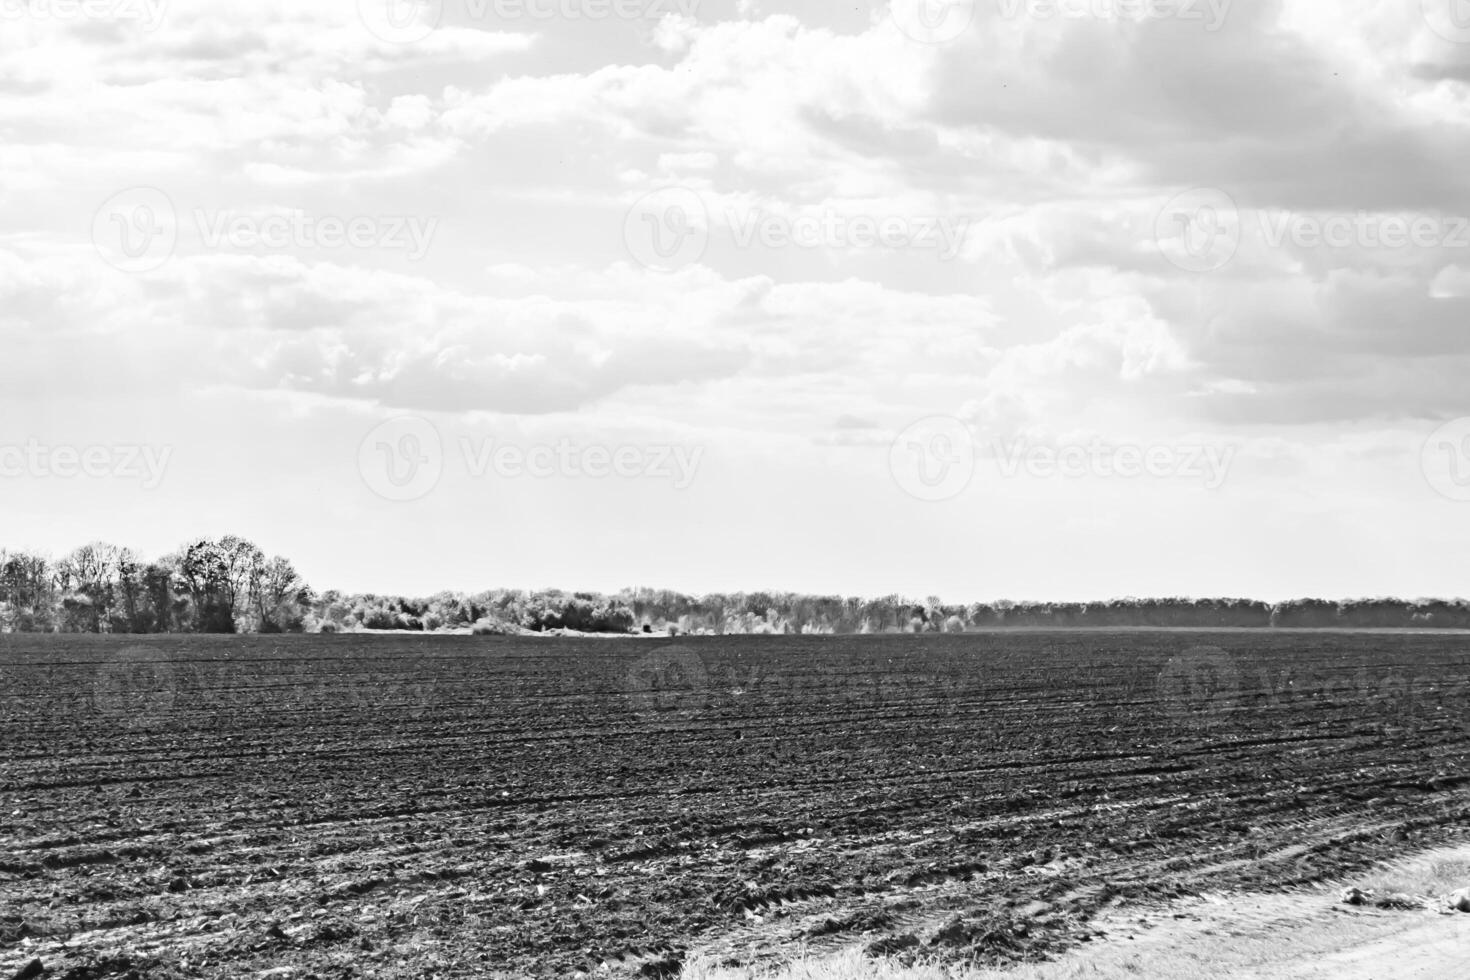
3, 633, 1470, 977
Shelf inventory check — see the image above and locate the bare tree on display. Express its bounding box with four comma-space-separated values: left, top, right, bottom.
253, 555, 310, 632
54, 542, 123, 632
0, 550, 57, 632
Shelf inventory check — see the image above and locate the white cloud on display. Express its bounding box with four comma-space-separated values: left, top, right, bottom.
5, 0, 1470, 596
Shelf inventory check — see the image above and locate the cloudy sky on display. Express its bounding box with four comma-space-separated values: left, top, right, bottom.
4, 0, 1470, 601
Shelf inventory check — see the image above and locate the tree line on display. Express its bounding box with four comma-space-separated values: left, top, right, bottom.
0, 538, 309, 634
2, 539, 1469, 634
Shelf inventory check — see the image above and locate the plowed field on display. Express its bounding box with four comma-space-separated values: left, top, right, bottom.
3, 632, 1469, 978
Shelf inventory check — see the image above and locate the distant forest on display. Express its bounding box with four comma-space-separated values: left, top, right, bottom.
2, 538, 1469, 635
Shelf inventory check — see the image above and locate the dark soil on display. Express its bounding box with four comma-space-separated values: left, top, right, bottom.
2, 632, 1468, 977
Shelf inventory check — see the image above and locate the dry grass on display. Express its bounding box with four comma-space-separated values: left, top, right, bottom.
680, 943, 1242, 980
678, 914, 1423, 980
681, 846, 1470, 980
680, 949, 990, 980
1353, 852, 1470, 901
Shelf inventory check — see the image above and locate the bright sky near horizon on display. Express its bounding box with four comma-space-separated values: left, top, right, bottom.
4, 0, 1470, 602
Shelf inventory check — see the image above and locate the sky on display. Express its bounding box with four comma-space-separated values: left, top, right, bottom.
3, 0, 1470, 602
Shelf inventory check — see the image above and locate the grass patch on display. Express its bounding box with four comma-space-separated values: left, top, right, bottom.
681, 949, 990, 980
683, 848, 1470, 980
678, 915, 1429, 980
1354, 853, 1470, 900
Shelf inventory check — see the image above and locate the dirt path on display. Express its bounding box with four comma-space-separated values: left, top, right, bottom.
1036, 845, 1470, 980
1258, 915, 1470, 979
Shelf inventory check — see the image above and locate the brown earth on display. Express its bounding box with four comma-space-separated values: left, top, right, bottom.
1, 631, 1468, 978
